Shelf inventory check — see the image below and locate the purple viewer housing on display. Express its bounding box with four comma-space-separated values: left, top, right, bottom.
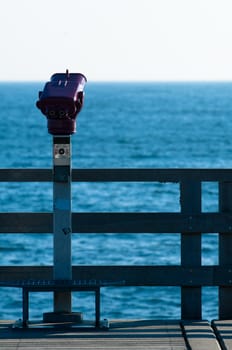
36, 71, 87, 135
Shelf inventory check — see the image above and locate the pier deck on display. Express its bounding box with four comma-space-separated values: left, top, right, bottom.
0, 319, 231, 349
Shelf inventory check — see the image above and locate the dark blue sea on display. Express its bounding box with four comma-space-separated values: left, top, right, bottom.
1, 81, 232, 322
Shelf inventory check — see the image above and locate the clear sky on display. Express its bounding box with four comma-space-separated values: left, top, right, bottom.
1, 0, 232, 81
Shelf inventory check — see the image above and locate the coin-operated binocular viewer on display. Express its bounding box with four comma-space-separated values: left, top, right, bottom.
36, 70, 87, 323
36, 70, 86, 135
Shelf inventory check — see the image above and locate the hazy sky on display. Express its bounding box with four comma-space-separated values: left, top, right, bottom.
1, 0, 232, 81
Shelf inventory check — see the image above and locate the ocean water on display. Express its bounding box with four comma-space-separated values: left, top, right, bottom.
1, 81, 232, 321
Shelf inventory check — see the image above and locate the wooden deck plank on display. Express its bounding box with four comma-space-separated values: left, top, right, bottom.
0, 320, 187, 349
181, 321, 221, 350
212, 320, 232, 350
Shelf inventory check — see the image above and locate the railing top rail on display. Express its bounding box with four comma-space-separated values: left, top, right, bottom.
1, 168, 232, 182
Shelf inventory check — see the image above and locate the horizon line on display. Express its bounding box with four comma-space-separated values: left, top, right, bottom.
0, 79, 232, 84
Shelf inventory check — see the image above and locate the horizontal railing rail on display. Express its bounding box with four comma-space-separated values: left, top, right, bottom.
1, 266, 232, 286
1, 212, 232, 233
1, 168, 232, 182
1, 168, 232, 320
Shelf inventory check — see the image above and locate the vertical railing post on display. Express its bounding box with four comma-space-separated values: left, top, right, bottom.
180, 180, 202, 319
219, 181, 232, 319
53, 136, 72, 313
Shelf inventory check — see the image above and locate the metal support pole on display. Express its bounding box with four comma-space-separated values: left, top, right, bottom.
22, 288, 29, 327
95, 288, 100, 327
53, 136, 72, 313
36, 70, 87, 322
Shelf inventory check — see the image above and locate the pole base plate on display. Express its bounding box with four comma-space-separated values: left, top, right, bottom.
43, 312, 83, 323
